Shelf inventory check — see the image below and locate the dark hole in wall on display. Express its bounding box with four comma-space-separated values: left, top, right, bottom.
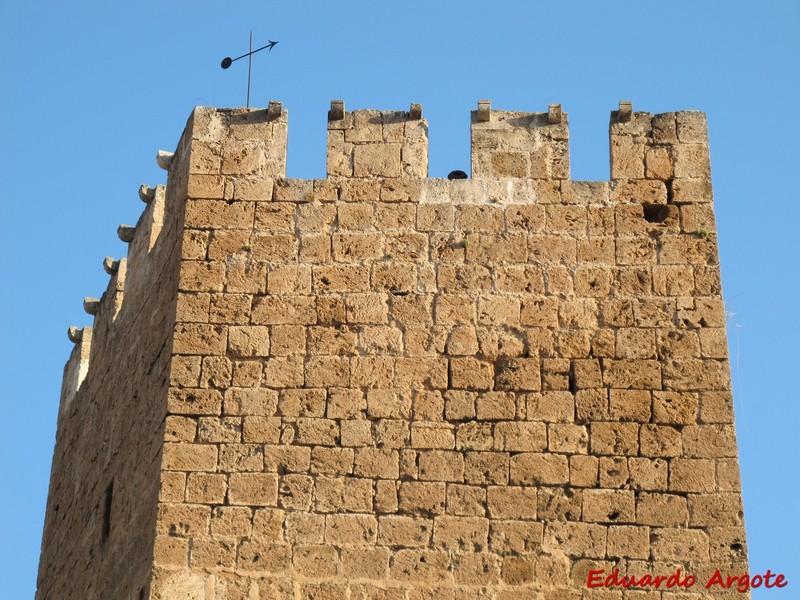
643, 204, 670, 223
666, 178, 675, 204
101, 481, 113, 545
568, 363, 578, 394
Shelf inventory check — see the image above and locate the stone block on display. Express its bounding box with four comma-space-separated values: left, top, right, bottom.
354, 143, 402, 178
476, 392, 516, 420
608, 389, 651, 422
325, 514, 378, 545
510, 453, 568, 485
688, 492, 744, 527
538, 487, 581, 521
450, 357, 494, 390
581, 489, 635, 524
610, 135, 645, 179
237, 540, 291, 572
607, 525, 650, 559
378, 516, 433, 547
411, 423, 455, 450
486, 486, 537, 520
651, 528, 709, 561
446, 484, 486, 517
543, 521, 606, 559
527, 391, 574, 422
495, 358, 541, 391
432, 516, 489, 551
602, 359, 661, 389
162, 443, 218, 472
464, 451, 509, 485
670, 458, 717, 493
548, 423, 589, 454
185, 199, 254, 229
418, 450, 465, 483
590, 422, 639, 455
227, 473, 279, 506
569, 455, 598, 487
494, 421, 547, 452
399, 482, 447, 516
390, 549, 451, 584
354, 448, 400, 479
157, 503, 211, 538
228, 325, 269, 357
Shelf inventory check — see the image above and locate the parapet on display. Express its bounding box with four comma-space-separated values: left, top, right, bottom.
166, 101, 711, 199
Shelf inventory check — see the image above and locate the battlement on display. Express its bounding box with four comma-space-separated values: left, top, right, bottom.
39, 100, 743, 600
159, 100, 712, 188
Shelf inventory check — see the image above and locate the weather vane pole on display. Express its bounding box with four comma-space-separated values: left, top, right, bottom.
221, 33, 278, 108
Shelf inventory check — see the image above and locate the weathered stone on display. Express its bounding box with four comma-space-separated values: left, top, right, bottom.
40, 104, 745, 600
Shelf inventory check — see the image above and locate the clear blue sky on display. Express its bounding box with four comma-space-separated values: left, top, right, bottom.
1, 1, 797, 597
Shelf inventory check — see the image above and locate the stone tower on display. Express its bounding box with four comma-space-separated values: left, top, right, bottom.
37, 100, 749, 599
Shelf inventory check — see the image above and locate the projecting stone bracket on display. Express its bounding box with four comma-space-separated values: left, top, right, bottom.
618, 100, 633, 122
548, 104, 563, 124
117, 225, 136, 243
267, 100, 283, 120
138, 184, 156, 203
103, 256, 120, 275
156, 150, 174, 170
477, 100, 491, 122
83, 297, 101, 316
67, 325, 83, 343
329, 100, 345, 121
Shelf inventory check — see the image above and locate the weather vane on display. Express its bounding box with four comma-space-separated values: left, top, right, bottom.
220, 32, 278, 108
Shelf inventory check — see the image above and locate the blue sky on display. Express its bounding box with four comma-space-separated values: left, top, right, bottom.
1, 1, 798, 597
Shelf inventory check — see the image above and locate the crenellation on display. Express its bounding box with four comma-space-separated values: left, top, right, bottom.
99, 257, 127, 323
59, 326, 92, 416
471, 102, 570, 180
327, 102, 428, 179
38, 100, 748, 600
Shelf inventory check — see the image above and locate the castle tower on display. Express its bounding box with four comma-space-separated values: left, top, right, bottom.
37, 100, 749, 599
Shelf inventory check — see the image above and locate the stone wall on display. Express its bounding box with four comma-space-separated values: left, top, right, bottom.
37, 143, 183, 598
39, 101, 748, 599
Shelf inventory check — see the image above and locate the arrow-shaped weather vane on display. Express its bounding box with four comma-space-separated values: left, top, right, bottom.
221, 32, 278, 108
